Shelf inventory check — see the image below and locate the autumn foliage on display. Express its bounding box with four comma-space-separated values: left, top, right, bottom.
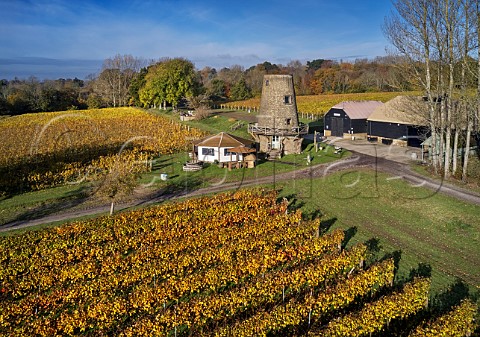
0, 107, 205, 194
0, 189, 476, 336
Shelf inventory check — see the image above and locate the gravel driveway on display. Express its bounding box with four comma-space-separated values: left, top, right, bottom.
318, 137, 423, 164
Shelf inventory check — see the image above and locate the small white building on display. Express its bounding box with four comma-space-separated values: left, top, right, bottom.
193, 132, 256, 163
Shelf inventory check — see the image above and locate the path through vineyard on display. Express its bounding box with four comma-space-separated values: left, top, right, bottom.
0, 152, 480, 284
2, 152, 479, 234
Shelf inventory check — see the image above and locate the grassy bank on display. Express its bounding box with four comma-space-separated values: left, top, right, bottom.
0, 142, 348, 227
2, 167, 478, 298
148, 107, 254, 139
274, 169, 480, 294
138, 142, 348, 189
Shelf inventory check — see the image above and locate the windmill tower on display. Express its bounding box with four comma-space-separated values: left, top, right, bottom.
249, 74, 307, 156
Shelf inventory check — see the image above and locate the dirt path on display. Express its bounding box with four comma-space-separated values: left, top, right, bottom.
1, 152, 479, 233
217, 110, 257, 123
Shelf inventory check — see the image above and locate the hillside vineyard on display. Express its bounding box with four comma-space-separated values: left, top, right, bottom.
0, 189, 476, 336
0, 107, 206, 194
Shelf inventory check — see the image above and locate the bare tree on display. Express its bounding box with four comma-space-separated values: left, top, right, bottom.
245, 66, 265, 96
286, 60, 309, 95
384, 0, 442, 172
94, 54, 144, 107
385, 0, 478, 180
463, 0, 480, 181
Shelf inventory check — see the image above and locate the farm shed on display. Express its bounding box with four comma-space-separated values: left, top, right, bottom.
367, 96, 429, 147
324, 101, 384, 139
192, 132, 256, 164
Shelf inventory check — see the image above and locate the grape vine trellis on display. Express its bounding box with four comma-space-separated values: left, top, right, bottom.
0, 107, 206, 194
0, 189, 477, 336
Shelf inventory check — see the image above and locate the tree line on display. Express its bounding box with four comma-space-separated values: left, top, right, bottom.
0, 55, 409, 116
1, 0, 479, 182
384, 0, 480, 181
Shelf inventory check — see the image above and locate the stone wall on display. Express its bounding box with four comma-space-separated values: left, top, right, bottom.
251, 74, 305, 155
254, 134, 271, 153
253, 134, 303, 155
257, 75, 299, 130
282, 137, 303, 155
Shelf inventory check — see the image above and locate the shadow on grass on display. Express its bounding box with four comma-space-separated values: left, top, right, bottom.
1, 185, 91, 228
319, 217, 337, 234
365, 237, 381, 254
153, 162, 173, 171
342, 226, 357, 248
277, 193, 325, 221
277, 193, 305, 213
430, 278, 473, 314
381, 250, 403, 275
409, 262, 432, 279
364, 237, 382, 265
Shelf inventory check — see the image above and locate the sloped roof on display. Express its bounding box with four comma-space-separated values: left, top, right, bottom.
331, 101, 384, 119
368, 96, 428, 125
229, 146, 256, 153
194, 132, 254, 148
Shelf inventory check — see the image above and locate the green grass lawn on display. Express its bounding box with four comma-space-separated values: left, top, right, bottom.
138, 142, 349, 191
273, 169, 480, 294
148, 108, 254, 139
0, 142, 348, 227
3, 164, 478, 298
0, 184, 89, 226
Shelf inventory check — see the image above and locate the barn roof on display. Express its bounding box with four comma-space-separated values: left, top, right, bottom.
331, 101, 384, 119
367, 96, 428, 125
194, 132, 254, 148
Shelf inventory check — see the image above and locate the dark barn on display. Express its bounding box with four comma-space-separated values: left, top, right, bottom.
324, 101, 384, 139
367, 96, 428, 147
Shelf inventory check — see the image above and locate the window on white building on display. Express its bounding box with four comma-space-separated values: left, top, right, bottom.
202, 148, 214, 156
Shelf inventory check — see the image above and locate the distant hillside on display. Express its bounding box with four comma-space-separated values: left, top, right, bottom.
226, 91, 419, 116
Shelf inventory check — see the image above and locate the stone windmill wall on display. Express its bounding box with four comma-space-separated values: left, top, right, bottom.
249, 74, 307, 156
258, 75, 300, 130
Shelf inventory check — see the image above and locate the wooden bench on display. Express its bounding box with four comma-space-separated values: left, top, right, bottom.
182, 162, 203, 172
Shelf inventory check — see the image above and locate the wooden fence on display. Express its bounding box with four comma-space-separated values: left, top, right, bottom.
217, 104, 318, 120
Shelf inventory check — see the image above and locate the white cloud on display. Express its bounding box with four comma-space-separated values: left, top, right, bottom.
0, 0, 392, 78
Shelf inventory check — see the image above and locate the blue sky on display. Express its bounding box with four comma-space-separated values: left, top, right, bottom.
0, 0, 394, 79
